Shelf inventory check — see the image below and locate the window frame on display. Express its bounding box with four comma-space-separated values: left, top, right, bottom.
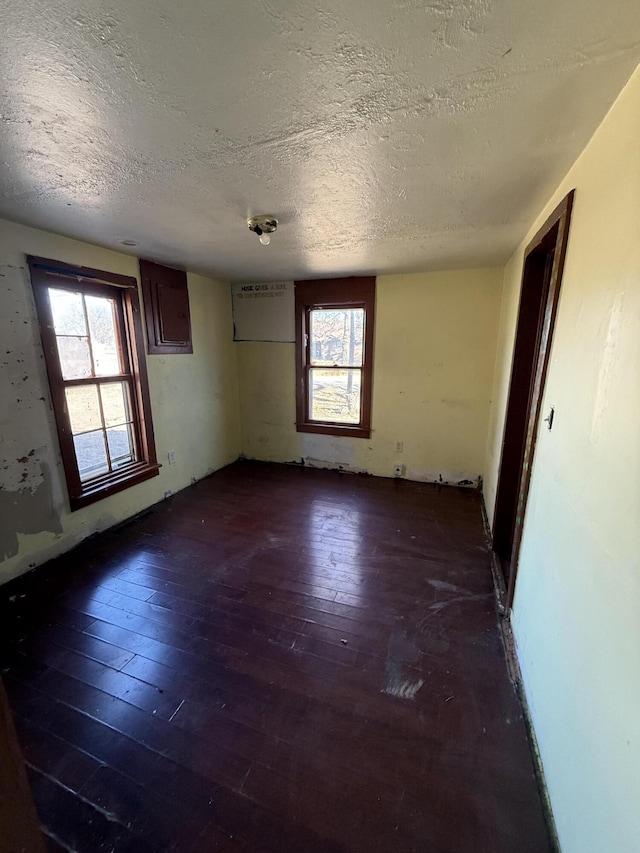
295, 277, 375, 439
29, 256, 160, 511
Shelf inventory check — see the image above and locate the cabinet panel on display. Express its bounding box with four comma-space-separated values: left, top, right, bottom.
140, 260, 193, 354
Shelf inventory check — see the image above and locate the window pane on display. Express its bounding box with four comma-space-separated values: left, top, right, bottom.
107, 425, 135, 468
309, 369, 361, 424
73, 430, 109, 481
310, 308, 364, 367
49, 289, 87, 336
66, 385, 103, 434
100, 382, 131, 427
86, 295, 121, 376
56, 335, 92, 380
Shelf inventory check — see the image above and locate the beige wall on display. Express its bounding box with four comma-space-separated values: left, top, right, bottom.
0, 219, 241, 584
484, 67, 640, 853
237, 269, 502, 484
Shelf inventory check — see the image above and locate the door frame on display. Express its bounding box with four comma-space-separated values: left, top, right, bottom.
493, 190, 575, 612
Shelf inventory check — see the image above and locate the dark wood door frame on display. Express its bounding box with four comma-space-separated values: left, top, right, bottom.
492, 190, 575, 612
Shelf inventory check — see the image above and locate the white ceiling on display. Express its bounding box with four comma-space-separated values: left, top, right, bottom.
1, 0, 640, 282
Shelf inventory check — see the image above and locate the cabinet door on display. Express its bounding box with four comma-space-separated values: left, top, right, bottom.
140, 260, 193, 354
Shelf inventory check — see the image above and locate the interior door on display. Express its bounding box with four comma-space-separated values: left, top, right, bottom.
492, 191, 574, 610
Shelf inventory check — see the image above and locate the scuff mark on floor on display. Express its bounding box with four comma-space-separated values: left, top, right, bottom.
426, 578, 459, 593
428, 593, 492, 613
417, 591, 493, 636
382, 676, 425, 700
383, 624, 424, 700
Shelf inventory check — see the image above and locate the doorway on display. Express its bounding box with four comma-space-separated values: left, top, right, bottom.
492, 190, 574, 611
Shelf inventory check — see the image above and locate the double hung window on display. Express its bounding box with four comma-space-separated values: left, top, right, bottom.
295, 277, 375, 439
29, 257, 159, 509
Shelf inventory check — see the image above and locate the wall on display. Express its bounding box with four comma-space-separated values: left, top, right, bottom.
483, 67, 640, 853
237, 268, 502, 484
0, 219, 241, 585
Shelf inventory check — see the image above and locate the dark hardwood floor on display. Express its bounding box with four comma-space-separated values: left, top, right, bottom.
0, 460, 552, 852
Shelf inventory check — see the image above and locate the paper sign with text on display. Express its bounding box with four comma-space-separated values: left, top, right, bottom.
231, 281, 294, 342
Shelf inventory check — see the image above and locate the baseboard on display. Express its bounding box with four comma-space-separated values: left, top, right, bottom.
480, 494, 561, 850
479, 495, 507, 614
508, 630, 562, 853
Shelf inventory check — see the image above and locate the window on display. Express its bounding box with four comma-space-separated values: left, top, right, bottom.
29, 257, 159, 510
295, 277, 375, 438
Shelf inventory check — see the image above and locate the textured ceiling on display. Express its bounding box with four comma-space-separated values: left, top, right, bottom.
1, 0, 640, 282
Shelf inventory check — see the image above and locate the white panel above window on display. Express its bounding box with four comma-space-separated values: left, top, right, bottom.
232, 281, 294, 342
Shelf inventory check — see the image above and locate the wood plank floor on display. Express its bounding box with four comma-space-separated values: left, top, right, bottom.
0, 460, 552, 852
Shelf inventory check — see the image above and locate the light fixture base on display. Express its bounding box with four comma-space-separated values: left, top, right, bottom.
247, 215, 278, 243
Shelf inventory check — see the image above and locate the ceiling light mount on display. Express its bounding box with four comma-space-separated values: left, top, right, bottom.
248, 215, 278, 246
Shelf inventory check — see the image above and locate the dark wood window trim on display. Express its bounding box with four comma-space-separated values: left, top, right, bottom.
28, 256, 160, 511
491, 190, 575, 612
139, 260, 193, 354
295, 277, 375, 439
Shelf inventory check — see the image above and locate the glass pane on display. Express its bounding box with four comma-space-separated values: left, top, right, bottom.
310, 308, 364, 367
49, 289, 87, 336
100, 382, 130, 427
309, 369, 361, 424
74, 430, 109, 481
66, 385, 103, 434
56, 335, 92, 380
107, 425, 135, 468
86, 295, 121, 376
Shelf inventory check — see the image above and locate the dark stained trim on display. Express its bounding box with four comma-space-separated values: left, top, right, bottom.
295, 277, 375, 440
27, 256, 137, 289
493, 191, 575, 612
139, 260, 193, 355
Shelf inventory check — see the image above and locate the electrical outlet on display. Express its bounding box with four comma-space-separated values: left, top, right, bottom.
393, 464, 405, 478
167, 450, 176, 465
395, 441, 403, 453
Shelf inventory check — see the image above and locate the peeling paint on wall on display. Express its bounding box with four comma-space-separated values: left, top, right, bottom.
0, 463, 63, 560
0, 220, 242, 585
405, 468, 482, 488
2, 448, 41, 491
0, 259, 65, 564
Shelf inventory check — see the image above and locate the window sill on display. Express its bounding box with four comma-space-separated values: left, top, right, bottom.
296, 422, 371, 439
69, 462, 161, 511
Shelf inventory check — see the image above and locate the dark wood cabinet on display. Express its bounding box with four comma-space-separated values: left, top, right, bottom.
139, 260, 193, 354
